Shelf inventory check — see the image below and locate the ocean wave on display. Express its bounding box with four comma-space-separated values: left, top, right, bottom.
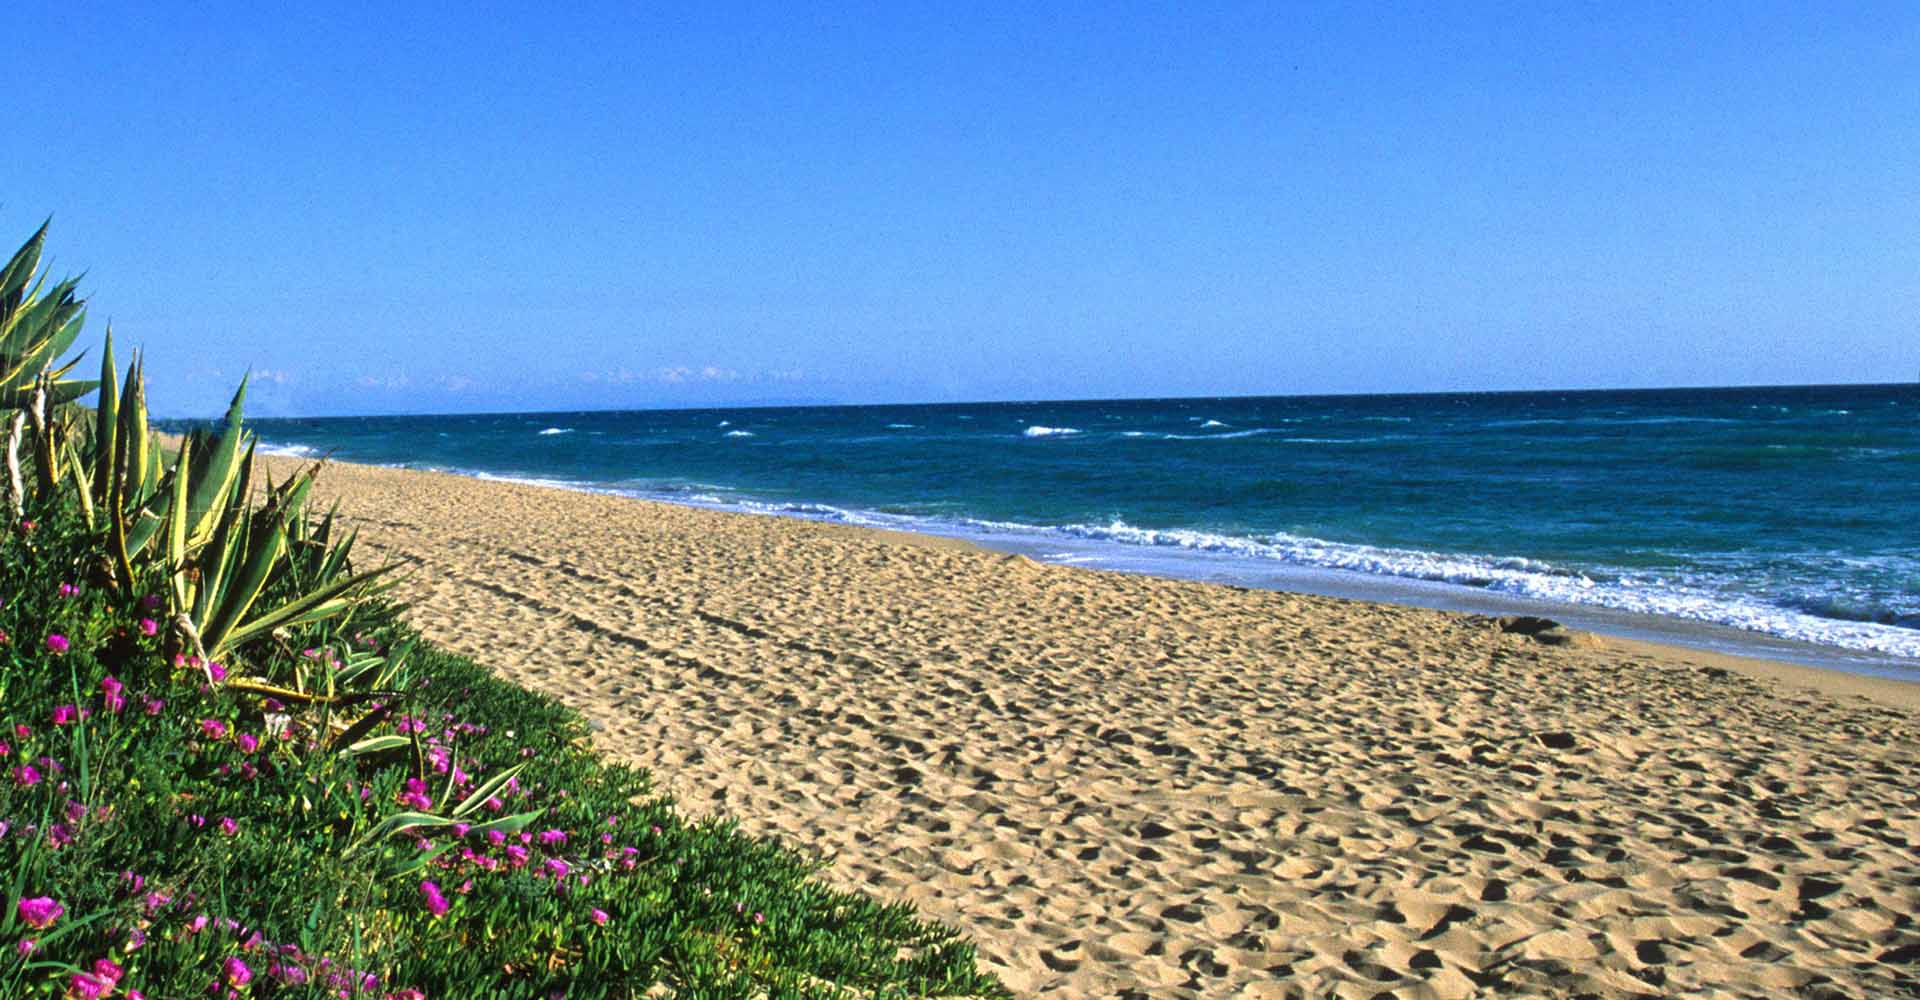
1283, 436, 1383, 444
724, 430, 755, 438
258, 441, 321, 458
537, 427, 573, 436
1159, 428, 1281, 441
946, 518, 1920, 658
1200, 419, 1228, 428
886, 423, 916, 429
1023, 426, 1081, 437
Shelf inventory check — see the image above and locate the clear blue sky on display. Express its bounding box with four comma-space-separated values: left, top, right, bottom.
5, 3, 1916, 416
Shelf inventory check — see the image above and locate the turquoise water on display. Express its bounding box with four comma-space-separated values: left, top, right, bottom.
223, 384, 1919, 670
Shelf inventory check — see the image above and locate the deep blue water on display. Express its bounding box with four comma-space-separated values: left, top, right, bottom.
219, 385, 1919, 665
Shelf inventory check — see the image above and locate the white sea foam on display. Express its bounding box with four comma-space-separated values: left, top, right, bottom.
1023, 426, 1081, 437
258, 442, 321, 458
1160, 428, 1279, 441
718, 420, 731, 427
724, 430, 755, 438
1200, 419, 1228, 428
537, 427, 573, 436
886, 423, 916, 429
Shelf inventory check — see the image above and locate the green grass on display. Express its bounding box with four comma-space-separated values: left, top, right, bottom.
0, 498, 1006, 998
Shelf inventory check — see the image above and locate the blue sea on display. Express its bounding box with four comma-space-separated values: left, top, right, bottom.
223, 385, 1919, 678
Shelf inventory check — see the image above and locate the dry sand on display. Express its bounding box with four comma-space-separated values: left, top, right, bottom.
275, 456, 1920, 998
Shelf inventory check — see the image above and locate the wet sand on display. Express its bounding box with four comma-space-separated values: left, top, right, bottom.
277, 456, 1920, 998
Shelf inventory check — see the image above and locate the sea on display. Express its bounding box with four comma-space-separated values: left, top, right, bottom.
217, 384, 1919, 679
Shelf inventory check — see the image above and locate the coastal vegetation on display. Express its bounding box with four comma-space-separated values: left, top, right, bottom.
0, 223, 1005, 998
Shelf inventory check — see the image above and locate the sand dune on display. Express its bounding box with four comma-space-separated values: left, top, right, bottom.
277, 458, 1920, 998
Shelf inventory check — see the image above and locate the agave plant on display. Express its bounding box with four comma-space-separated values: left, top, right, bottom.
1, 221, 99, 513
5, 222, 399, 676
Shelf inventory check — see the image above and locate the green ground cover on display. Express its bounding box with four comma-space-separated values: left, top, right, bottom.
0, 223, 1005, 999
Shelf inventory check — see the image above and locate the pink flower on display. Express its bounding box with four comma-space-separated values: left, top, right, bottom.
236, 733, 259, 754
539, 829, 567, 846
399, 778, 433, 811
504, 845, 529, 868
17, 895, 63, 930
207, 662, 228, 682
486, 829, 506, 846
419, 880, 449, 917
199, 719, 227, 739
11, 724, 28, 739
16, 938, 34, 956
101, 676, 126, 714
52, 705, 79, 725
12, 764, 40, 786
45, 634, 69, 654
219, 817, 238, 837
591, 908, 609, 926
138, 618, 158, 637
543, 858, 569, 879
143, 697, 164, 716
223, 955, 253, 986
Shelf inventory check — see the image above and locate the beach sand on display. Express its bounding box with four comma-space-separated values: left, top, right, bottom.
273, 456, 1920, 998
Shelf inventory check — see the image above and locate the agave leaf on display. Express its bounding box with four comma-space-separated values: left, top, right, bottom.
198, 507, 288, 656
461, 809, 547, 839
214, 561, 400, 654
344, 810, 447, 858
451, 762, 528, 819
61, 437, 93, 528
344, 735, 410, 757
165, 436, 193, 610
92, 331, 117, 504
331, 703, 393, 748
120, 357, 149, 504
0, 220, 48, 325
184, 376, 249, 547
196, 446, 256, 625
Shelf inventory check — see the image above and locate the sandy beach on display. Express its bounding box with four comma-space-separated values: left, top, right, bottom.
274, 456, 1920, 998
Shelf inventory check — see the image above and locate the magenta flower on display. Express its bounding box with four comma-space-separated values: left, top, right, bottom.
591, 908, 609, 926
236, 733, 259, 754
504, 845, 529, 868
137, 617, 158, 636
51, 705, 79, 726
207, 662, 228, 682
143, 696, 165, 716
199, 719, 227, 739
12, 764, 40, 786
543, 858, 569, 879
486, 829, 507, 846
15, 938, 33, 956
419, 880, 450, 917
219, 817, 238, 837
17, 896, 63, 930
101, 676, 126, 713
398, 777, 433, 811
44, 634, 69, 654
539, 829, 567, 846
223, 955, 253, 986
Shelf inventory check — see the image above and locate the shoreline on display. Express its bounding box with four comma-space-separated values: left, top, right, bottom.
257, 443, 1920, 688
